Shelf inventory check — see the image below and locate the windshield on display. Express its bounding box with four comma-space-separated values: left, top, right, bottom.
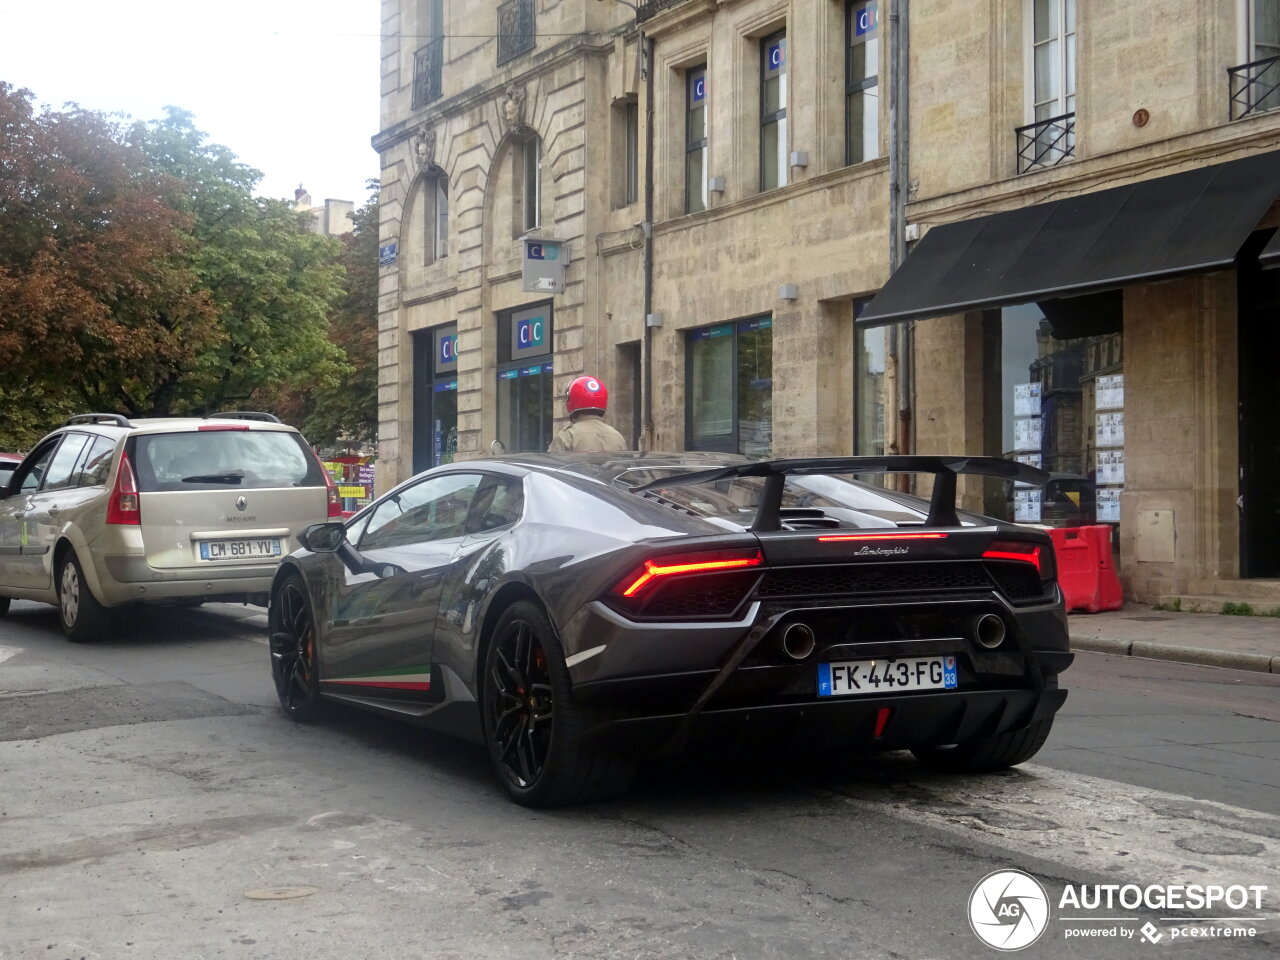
131, 430, 324, 492
614, 467, 929, 530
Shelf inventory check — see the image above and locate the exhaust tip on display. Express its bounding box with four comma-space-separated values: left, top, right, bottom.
780, 622, 817, 661
974, 613, 1007, 650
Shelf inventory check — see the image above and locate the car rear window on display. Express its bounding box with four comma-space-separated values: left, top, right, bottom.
131, 430, 325, 492
616, 468, 927, 529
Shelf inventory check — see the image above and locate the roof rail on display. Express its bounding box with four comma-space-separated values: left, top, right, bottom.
209, 411, 282, 424
64, 413, 134, 428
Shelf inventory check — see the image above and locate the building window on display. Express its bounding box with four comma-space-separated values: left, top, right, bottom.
846, 1, 880, 165
760, 31, 788, 190
497, 0, 535, 66
685, 66, 708, 214
412, 324, 458, 473
413, 0, 445, 109
686, 317, 773, 457
1019, 0, 1076, 170
853, 302, 886, 456
515, 135, 541, 235
1233, 1, 1280, 117
423, 169, 448, 263
612, 98, 640, 208
497, 304, 553, 452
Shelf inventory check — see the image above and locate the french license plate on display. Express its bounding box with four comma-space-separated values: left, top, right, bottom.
817, 657, 958, 697
198, 538, 282, 561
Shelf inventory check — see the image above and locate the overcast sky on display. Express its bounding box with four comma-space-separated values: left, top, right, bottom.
0, 0, 381, 205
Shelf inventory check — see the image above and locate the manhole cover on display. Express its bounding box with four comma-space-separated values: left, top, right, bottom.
1124, 616, 1172, 622
243, 885, 319, 901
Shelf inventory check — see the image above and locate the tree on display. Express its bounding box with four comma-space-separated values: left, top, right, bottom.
0, 83, 219, 447
267, 184, 380, 449
138, 109, 348, 416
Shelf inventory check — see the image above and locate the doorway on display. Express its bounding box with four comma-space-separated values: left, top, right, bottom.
1238, 230, 1280, 578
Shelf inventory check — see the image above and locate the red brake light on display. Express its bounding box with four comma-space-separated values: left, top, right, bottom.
817, 532, 949, 542
613, 548, 763, 598
983, 539, 1045, 576
106, 453, 141, 525
198, 424, 250, 431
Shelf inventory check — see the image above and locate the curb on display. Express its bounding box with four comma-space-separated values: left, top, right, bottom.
1070, 635, 1278, 674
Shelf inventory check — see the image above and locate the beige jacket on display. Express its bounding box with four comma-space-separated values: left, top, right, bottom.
547, 413, 628, 453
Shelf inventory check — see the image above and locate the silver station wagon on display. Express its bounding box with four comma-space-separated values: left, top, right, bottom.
0, 413, 340, 642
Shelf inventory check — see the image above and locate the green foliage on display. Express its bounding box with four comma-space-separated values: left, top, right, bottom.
1220, 602, 1255, 617
0, 93, 366, 446
0, 84, 220, 433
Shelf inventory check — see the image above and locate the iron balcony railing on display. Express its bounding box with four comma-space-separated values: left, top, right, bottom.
497, 0, 536, 66
637, 0, 694, 24
412, 36, 444, 110
1016, 111, 1075, 174
1229, 53, 1280, 120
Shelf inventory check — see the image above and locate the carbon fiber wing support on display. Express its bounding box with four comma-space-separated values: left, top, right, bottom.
631, 456, 1051, 530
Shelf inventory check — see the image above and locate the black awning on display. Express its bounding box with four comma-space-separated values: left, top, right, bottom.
859, 149, 1280, 325
1262, 229, 1280, 269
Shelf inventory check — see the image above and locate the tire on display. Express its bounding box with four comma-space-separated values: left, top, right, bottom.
481, 600, 635, 808
911, 718, 1054, 773
268, 573, 325, 722
0, 596, 9, 617
57, 551, 111, 643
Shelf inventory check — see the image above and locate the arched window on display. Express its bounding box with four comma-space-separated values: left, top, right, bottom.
424, 168, 448, 263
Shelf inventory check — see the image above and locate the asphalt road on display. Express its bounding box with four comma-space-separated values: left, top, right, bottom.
0, 599, 1277, 960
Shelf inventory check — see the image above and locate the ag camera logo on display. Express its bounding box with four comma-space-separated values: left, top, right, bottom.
969, 869, 1050, 951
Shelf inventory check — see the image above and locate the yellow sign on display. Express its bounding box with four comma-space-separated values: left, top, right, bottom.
338, 485, 366, 498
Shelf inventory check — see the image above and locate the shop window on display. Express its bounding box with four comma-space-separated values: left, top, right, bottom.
497, 304, 554, 452
993, 303, 1122, 530
760, 31, 788, 190
685, 65, 708, 213
686, 317, 773, 457
846, 1, 880, 165
412, 324, 459, 474
854, 301, 887, 456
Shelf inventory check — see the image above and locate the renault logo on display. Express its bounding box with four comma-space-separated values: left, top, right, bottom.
235, 496, 248, 512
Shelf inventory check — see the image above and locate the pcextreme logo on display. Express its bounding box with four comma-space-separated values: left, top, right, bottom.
969, 870, 1050, 951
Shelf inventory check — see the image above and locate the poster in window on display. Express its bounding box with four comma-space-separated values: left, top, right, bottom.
1014, 489, 1043, 523
1014, 382, 1042, 417
1096, 412, 1125, 447
1014, 416, 1042, 452
1096, 449, 1125, 486
1095, 374, 1124, 411
1097, 488, 1121, 524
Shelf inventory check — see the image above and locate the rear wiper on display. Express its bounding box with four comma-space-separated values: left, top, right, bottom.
181, 471, 245, 484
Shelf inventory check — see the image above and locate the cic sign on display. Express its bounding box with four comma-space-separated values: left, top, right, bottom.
521, 237, 565, 294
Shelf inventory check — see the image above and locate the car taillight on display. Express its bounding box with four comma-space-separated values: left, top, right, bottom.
983, 538, 1056, 582
197, 424, 250, 431
106, 453, 141, 525
322, 465, 343, 518
613, 548, 764, 598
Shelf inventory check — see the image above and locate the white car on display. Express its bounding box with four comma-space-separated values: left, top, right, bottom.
0, 413, 341, 641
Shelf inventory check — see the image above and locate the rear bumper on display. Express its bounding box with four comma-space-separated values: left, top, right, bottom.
583, 686, 1068, 757
95, 554, 276, 606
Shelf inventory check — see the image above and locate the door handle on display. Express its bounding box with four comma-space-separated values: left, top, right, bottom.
411, 573, 442, 594
47, 506, 60, 516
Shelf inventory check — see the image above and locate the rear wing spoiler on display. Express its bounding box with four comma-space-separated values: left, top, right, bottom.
632, 456, 1051, 531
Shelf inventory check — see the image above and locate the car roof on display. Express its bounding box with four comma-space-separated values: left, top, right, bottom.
42, 417, 300, 441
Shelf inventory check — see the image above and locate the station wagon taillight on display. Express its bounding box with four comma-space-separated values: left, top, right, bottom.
106, 453, 141, 525
321, 463, 343, 518
983, 538, 1056, 585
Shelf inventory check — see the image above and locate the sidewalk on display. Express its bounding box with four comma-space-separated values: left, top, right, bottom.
1069, 603, 1280, 673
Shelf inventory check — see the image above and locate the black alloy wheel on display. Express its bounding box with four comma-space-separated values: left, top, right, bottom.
482, 600, 634, 807
486, 612, 555, 790
269, 574, 323, 721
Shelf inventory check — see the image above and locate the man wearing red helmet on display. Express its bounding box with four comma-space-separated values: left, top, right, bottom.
547, 375, 628, 452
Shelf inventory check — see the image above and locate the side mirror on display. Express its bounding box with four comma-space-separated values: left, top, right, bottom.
299, 521, 347, 553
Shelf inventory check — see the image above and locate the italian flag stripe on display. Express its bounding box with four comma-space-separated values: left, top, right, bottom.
327, 666, 432, 690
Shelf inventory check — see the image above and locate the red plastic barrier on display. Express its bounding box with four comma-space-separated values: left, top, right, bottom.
1047, 525, 1124, 614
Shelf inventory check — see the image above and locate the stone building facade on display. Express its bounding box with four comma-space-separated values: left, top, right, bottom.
374, 0, 1280, 605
